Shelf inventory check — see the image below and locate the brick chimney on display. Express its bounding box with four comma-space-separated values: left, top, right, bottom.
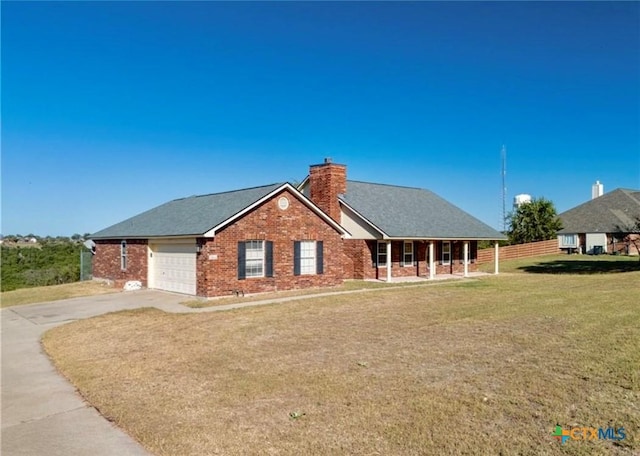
309, 158, 346, 223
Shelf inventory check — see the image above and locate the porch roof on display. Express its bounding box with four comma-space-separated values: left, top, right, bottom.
340, 181, 506, 240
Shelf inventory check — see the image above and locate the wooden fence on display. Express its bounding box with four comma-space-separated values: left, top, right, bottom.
476, 239, 560, 264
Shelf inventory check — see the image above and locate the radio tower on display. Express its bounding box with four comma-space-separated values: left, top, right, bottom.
501, 145, 507, 232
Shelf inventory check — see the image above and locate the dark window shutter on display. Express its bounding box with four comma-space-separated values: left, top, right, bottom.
237, 241, 246, 280
316, 241, 324, 275
265, 241, 273, 277
370, 241, 377, 267
293, 241, 301, 276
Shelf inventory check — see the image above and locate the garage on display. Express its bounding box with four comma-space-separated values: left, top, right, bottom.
150, 243, 197, 295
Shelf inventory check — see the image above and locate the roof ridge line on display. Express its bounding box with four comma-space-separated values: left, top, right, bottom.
172, 182, 285, 201
347, 180, 429, 191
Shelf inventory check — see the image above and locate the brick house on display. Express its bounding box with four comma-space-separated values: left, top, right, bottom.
557, 188, 640, 255
91, 161, 505, 297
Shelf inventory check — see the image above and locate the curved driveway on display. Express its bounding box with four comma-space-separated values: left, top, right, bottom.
1, 290, 195, 456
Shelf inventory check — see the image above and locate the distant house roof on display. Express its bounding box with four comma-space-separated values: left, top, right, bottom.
91, 183, 346, 240
340, 181, 506, 240
558, 188, 640, 234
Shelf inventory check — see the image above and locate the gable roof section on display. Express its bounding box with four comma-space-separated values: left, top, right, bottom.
91, 183, 347, 240
340, 181, 505, 240
558, 188, 640, 234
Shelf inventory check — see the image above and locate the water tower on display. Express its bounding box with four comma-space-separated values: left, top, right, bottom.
513, 194, 532, 209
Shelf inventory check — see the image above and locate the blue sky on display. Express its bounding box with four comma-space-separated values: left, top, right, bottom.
2, 1, 639, 236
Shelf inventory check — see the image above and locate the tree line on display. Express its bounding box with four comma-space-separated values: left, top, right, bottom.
1, 238, 89, 292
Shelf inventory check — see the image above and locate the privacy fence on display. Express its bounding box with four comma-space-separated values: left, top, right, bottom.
476, 239, 560, 264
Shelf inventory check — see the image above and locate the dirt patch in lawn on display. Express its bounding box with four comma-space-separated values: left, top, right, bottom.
43, 272, 639, 455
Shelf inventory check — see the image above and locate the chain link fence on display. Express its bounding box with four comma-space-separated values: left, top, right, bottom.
80, 250, 93, 281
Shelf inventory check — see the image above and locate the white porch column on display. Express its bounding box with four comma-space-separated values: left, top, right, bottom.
386, 240, 392, 282
463, 241, 469, 277
429, 241, 435, 280
494, 242, 499, 275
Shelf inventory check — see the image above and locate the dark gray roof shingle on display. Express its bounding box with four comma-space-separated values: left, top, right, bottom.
91, 183, 284, 239
558, 188, 640, 234
340, 181, 505, 239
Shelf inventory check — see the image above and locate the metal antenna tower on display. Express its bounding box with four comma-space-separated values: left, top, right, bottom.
501, 145, 507, 232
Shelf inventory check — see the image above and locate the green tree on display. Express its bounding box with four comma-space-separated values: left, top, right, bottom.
508, 197, 562, 244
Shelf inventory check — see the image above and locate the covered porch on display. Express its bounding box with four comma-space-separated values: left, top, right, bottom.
343, 238, 500, 282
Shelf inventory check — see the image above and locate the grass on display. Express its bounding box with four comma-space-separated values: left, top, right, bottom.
42, 256, 639, 455
181, 279, 431, 308
0, 281, 118, 308
477, 253, 639, 274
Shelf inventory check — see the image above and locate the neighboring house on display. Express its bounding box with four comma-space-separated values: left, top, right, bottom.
557, 188, 640, 255
91, 161, 505, 297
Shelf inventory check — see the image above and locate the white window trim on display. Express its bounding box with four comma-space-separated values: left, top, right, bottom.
561, 234, 577, 248
403, 241, 413, 267
245, 240, 265, 278
300, 240, 316, 275
377, 241, 388, 267
120, 240, 127, 271
442, 241, 451, 265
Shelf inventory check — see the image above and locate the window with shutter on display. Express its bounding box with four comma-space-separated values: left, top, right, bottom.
239, 240, 266, 278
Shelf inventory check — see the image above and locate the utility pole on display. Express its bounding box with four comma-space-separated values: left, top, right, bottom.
501, 145, 507, 232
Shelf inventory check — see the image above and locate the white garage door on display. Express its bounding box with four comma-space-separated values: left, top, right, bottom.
152, 244, 197, 295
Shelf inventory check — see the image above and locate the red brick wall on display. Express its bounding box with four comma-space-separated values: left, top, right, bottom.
309, 161, 347, 223
431, 241, 478, 275
476, 239, 560, 264
608, 234, 640, 255
196, 188, 344, 297
93, 239, 148, 288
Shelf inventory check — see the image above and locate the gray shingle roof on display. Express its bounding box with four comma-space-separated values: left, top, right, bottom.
91, 183, 284, 239
340, 181, 505, 239
558, 188, 640, 234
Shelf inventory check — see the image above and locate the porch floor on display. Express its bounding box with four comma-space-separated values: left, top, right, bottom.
365, 271, 491, 283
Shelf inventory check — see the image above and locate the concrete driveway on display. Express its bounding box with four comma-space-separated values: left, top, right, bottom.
1, 290, 189, 456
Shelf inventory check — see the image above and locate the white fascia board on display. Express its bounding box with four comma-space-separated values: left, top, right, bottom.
148, 237, 199, 244
417, 236, 505, 241
297, 176, 310, 191
203, 183, 349, 238
94, 234, 199, 241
